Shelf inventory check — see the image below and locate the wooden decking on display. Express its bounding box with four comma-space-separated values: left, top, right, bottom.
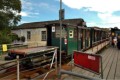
62, 46, 120, 80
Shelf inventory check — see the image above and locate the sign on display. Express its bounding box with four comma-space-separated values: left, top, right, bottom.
74, 51, 101, 73
59, 9, 64, 20
64, 38, 67, 44
52, 26, 55, 32
2, 44, 7, 52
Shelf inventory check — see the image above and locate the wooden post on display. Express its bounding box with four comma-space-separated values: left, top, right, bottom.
43, 48, 58, 80
55, 49, 58, 74
97, 45, 98, 52
92, 46, 93, 52
17, 55, 20, 80
71, 52, 74, 72
100, 56, 103, 79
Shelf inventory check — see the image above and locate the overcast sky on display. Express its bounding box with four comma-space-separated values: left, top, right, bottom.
20, 0, 120, 28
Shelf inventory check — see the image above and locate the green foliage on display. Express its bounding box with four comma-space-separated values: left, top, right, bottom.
0, 28, 20, 44
0, 0, 21, 30
17, 37, 20, 41
0, 30, 12, 44
0, 35, 12, 44
9, 33, 19, 41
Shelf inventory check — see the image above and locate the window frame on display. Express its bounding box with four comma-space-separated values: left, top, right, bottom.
41, 31, 47, 41
27, 31, 31, 40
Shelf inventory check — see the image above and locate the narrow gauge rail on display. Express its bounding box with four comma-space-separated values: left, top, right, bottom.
0, 46, 58, 80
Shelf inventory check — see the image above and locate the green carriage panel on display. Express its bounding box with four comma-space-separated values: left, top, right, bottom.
67, 27, 78, 55
51, 26, 67, 52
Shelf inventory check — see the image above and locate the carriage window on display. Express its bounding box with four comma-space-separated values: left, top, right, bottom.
69, 31, 72, 34
27, 31, 31, 40
69, 30, 73, 38
41, 31, 46, 41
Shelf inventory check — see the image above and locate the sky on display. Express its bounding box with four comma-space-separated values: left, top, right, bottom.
20, 0, 120, 28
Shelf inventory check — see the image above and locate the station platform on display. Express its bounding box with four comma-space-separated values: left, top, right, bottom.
61, 46, 120, 80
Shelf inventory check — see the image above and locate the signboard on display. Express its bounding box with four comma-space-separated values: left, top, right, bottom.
2, 44, 7, 52
74, 51, 101, 73
59, 9, 64, 20
52, 26, 55, 32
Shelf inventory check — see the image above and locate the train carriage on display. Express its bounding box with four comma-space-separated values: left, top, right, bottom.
46, 19, 109, 57
78, 27, 91, 51
46, 24, 78, 56
46, 18, 87, 56
89, 27, 109, 48
5, 46, 58, 69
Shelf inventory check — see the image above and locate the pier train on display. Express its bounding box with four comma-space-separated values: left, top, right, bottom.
46, 20, 109, 57
5, 18, 109, 68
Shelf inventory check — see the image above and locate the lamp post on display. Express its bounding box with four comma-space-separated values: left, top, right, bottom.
59, 0, 62, 79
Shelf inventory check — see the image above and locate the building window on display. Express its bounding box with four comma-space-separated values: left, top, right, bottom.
41, 31, 46, 41
27, 31, 31, 40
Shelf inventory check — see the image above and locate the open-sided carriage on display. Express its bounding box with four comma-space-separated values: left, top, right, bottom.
5, 46, 58, 69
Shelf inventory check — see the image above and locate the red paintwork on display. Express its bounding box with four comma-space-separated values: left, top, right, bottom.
74, 51, 100, 73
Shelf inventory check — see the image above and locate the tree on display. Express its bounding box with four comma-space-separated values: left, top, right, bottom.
0, 29, 12, 44
0, 0, 21, 44
0, 0, 21, 30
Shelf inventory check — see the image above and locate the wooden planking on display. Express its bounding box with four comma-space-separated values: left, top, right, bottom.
107, 48, 118, 79
69, 46, 110, 79
93, 47, 113, 78
70, 66, 92, 80
115, 49, 120, 79
81, 49, 109, 77
67, 45, 112, 79
100, 47, 111, 63
0, 73, 17, 80
63, 46, 120, 80
102, 47, 113, 71
71, 47, 114, 79
103, 47, 115, 79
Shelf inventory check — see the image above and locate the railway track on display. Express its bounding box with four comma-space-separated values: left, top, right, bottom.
0, 65, 55, 80
0, 51, 58, 80
0, 46, 73, 80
